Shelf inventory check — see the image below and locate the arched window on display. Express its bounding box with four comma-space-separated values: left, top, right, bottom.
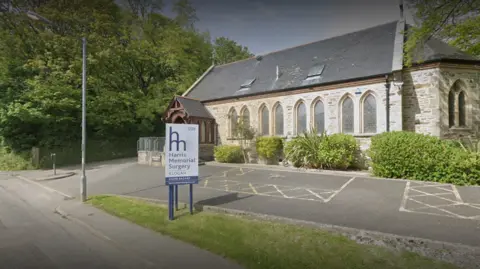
274, 103, 284, 136
341, 96, 354, 133
448, 90, 455, 127
313, 100, 325, 134
459, 91, 466, 126
207, 122, 213, 143
200, 121, 206, 143
260, 105, 269, 136
241, 107, 250, 127
229, 108, 238, 137
362, 94, 377, 133
296, 101, 307, 134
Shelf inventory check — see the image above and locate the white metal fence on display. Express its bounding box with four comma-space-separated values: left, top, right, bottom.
137, 137, 165, 152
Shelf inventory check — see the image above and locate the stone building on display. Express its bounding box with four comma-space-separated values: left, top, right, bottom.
164, 18, 480, 161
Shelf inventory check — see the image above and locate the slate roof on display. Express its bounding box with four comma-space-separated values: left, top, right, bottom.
186, 21, 479, 102
176, 96, 214, 119
412, 36, 479, 63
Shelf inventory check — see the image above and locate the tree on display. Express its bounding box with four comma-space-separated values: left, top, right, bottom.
122, 0, 163, 20
172, 0, 198, 30
404, 0, 480, 67
0, 0, 252, 153
213, 37, 254, 65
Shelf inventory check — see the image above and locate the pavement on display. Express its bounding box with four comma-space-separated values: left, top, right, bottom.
21, 159, 480, 251
0, 172, 243, 269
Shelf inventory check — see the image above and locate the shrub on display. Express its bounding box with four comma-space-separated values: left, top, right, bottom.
369, 131, 480, 185
0, 147, 34, 171
284, 132, 359, 170
318, 134, 359, 170
284, 132, 325, 168
256, 136, 283, 160
214, 145, 244, 163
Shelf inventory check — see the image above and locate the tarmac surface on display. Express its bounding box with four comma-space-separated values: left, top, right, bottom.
0, 172, 243, 269
24, 160, 480, 247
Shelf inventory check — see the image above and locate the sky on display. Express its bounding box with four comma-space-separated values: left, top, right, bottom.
162, 0, 417, 56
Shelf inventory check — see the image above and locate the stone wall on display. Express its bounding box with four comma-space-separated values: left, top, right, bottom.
438, 67, 480, 139
402, 68, 442, 136
205, 80, 402, 149
202, 65, 479, 154
402, 66, 480, 139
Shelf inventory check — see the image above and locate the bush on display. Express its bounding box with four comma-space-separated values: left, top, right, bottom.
284, 132, 325, 168
256, 137, 283, 160
284, 132, 359, 170
0, 147, 34, 171
214, 145, 244, 163
318, 134, 359, 170
369, 131, 480, 185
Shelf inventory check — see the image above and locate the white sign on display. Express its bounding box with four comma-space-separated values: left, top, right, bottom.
165, 124, 199, 185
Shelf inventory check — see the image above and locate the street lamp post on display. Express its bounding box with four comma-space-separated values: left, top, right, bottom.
81, 37, 87, 202
25, 10, 88, 201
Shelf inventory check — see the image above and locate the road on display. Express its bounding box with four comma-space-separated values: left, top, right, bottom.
0, 172, 243, 269
32, 160, 480, 247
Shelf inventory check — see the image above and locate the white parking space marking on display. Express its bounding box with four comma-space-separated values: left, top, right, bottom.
400, 181, 480, 220
200, 168, 354, 203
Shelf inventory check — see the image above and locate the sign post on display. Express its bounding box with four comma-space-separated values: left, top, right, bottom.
165, 123, 199, 220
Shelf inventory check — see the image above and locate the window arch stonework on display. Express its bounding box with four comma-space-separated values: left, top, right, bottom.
448, 80, 469, 129
341, 96, 354, 134
312, 99, 325, 134
361, 93, 377, 133
273, 102, 284, 136
240, 106, 250, 127
228, 108, 238, 137
295, 100, 307, 135
259, 104, 270, 136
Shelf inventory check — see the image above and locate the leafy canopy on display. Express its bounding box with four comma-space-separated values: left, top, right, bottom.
404, 0, 480, 66
0, 0, 253, 151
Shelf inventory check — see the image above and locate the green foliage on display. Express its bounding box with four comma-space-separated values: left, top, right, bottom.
213, 37, 254, 65
90, 195, 459, 269
214, 145, 244, 163
0, 0, 252, 157
284, 132, 359, 170
284, 132, 325, 168
234, 118, 256, 140
404, 0, 480, 67
318, 134, 360, 170
458, 136, 480, 154
0, 147, 35, 171
369, 131, 480, 185
256, 137, 283, 160
39, 139, 138, 169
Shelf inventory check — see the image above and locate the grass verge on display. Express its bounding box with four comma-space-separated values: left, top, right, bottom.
88, 195, 458, 269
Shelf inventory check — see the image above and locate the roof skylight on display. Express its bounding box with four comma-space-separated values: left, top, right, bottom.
306, 64, 325, 78
240, 78, 256, 88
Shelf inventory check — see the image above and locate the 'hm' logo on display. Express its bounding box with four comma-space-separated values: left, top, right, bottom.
169, 127, 187, 151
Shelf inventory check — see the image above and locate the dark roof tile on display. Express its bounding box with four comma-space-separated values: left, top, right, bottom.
176, 97, 214, 119
186, 21, 479, 102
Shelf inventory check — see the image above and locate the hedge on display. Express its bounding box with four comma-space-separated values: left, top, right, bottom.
368, 131, 480, 185
256, 136, 283, 160
214, 145, 244, 163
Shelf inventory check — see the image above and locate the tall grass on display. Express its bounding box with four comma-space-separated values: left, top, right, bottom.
0, 147, 35, 171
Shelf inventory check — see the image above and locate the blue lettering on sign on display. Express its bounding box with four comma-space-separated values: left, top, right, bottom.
169, 126, 187, 151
